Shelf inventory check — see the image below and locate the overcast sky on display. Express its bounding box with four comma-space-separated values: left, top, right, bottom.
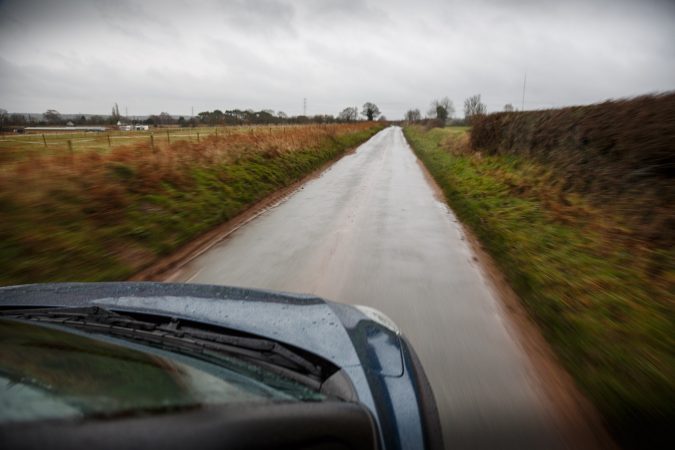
1, 0, 673, 119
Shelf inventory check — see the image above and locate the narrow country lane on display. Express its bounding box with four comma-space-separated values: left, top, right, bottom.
169, 126, 567, 449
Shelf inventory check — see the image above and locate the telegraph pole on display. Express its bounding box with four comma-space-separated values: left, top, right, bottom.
521, 72, 527, 111
303, 98, 307, 116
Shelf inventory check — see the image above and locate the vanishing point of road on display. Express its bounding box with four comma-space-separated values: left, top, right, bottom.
168, 126, 601, 449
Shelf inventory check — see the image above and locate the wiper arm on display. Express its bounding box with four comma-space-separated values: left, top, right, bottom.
0, 306, 323, 381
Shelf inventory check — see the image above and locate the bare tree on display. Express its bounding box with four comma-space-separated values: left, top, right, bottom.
9, 113, 27, 126
338, 107, 358, 122
405, 109, 422, 122
428, 97, 454, 123
158, 112, 174, 125
111, 103, 121, 122
361, 102, 380, 121
464, 94, 487, 124
43, 109, 62, 125
504, 103, 514, 112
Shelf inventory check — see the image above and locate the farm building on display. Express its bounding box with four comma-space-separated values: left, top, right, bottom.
117, 123, 149, 131
23, 126, 107, 132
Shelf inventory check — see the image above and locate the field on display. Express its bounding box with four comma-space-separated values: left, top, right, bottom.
0, 123, 383, 285
0, 126, 308, 163
404, 125, 673, 448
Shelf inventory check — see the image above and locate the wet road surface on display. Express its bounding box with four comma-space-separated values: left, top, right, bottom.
171, 126, 565, 449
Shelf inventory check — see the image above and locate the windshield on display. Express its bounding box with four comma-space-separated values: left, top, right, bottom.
0, 318, 324, 423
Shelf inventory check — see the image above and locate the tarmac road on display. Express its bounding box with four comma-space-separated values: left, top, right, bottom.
170, 126, 570, 449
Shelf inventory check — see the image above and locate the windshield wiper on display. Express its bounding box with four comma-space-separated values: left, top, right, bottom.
0, 306, 325, 386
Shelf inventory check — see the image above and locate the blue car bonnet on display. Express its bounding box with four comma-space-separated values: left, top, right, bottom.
0, 282, 402, 373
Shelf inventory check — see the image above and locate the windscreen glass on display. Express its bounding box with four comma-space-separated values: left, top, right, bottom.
0, 318, 324, 423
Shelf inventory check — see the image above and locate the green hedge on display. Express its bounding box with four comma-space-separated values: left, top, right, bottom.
471, 93, 675, 248
405, 125, 673, 449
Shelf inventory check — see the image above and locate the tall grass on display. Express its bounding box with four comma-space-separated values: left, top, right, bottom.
404, 125, 673, 449
0, 125, 352, 163
0, 123, 383, 285
470, 93, 675, 249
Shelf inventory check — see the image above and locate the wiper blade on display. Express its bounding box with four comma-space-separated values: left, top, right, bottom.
0, 306, 323, 381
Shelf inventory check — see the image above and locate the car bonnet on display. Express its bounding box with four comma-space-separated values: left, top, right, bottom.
0, 282, 363, 368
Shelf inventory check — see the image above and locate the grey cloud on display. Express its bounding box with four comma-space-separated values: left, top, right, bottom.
208, 0, 297, 37
0, 0, 673, 118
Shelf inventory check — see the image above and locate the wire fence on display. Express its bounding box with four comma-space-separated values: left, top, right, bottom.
0, 125, 321, 162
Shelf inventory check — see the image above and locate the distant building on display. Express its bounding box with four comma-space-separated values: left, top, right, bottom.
24, 126, 107, 132
117, 122, 149, 131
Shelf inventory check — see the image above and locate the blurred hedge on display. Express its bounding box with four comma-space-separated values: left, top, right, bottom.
470, 93, 675, 247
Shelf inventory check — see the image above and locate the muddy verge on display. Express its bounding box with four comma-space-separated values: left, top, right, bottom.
431, 177, 618, 450
130, 145, 361, 282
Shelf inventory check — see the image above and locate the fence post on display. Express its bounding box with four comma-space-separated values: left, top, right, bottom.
197, 132, 200, 142
166, 130, 170, 144
42, 134, 47, 147
67, 140, 73, 154
107, 134, 111, 147
150, 134, 155, 152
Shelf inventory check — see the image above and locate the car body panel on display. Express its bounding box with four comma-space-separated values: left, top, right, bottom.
95, 294, 364, 368
0, 282, 440, 450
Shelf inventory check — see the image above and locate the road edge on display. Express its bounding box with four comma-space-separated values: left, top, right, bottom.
129, 136, 376, 282
405, 128, 618, 450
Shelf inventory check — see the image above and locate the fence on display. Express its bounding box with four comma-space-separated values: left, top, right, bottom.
0, 125, 329, 163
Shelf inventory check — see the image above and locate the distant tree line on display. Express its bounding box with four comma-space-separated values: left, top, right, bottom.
338, 103, 385, 122
1, 101, 388, 130
192, 109, 339, 126
0, 109, 128, 128
404, 94, 488, 127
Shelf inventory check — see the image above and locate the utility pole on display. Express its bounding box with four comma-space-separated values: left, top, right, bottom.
521, 72, 527, 112
303, 98, 307, 117
191, 106, 194, 118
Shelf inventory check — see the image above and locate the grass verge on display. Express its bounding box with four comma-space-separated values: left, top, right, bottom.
0, 123, 383, 285
403, 125, 673, 448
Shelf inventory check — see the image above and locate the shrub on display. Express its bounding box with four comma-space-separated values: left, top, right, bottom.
470, 93, 675, 247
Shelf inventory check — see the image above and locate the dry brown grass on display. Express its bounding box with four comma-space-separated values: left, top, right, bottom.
1, 123, 373, 198
0, 122, 382, 285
